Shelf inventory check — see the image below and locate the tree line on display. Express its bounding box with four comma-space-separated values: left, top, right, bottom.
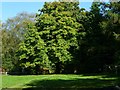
1, 0, 120, 74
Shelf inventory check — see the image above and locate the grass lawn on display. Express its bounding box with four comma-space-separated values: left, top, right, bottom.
1, 74, 119, 89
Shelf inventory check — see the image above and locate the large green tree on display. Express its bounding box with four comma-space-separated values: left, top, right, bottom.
17, 1, 84, 74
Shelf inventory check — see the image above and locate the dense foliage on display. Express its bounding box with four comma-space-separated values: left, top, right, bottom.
1, 12, 35, 71
2, 1, 120, 74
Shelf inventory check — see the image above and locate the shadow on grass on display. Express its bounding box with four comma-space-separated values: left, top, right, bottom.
102, 74, 120, 85
2, 74, 120, 90
22, 78, 119, 90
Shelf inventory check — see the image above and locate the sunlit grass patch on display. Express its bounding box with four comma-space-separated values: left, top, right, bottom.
2, 74, 119, 89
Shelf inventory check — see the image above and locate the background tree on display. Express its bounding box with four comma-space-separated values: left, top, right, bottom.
77, 1, 116, 73
100, 1, 120, 67
107, 1, 120, 65
2, 12, 35, 71
76, 2, 104, 73
78, 1, 120, 73
0, 20, 2, 68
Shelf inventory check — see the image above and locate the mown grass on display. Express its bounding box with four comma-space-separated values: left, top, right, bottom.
1, 74, 119, 89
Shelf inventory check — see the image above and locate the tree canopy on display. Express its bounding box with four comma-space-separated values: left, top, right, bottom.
2, 1, 120, 74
